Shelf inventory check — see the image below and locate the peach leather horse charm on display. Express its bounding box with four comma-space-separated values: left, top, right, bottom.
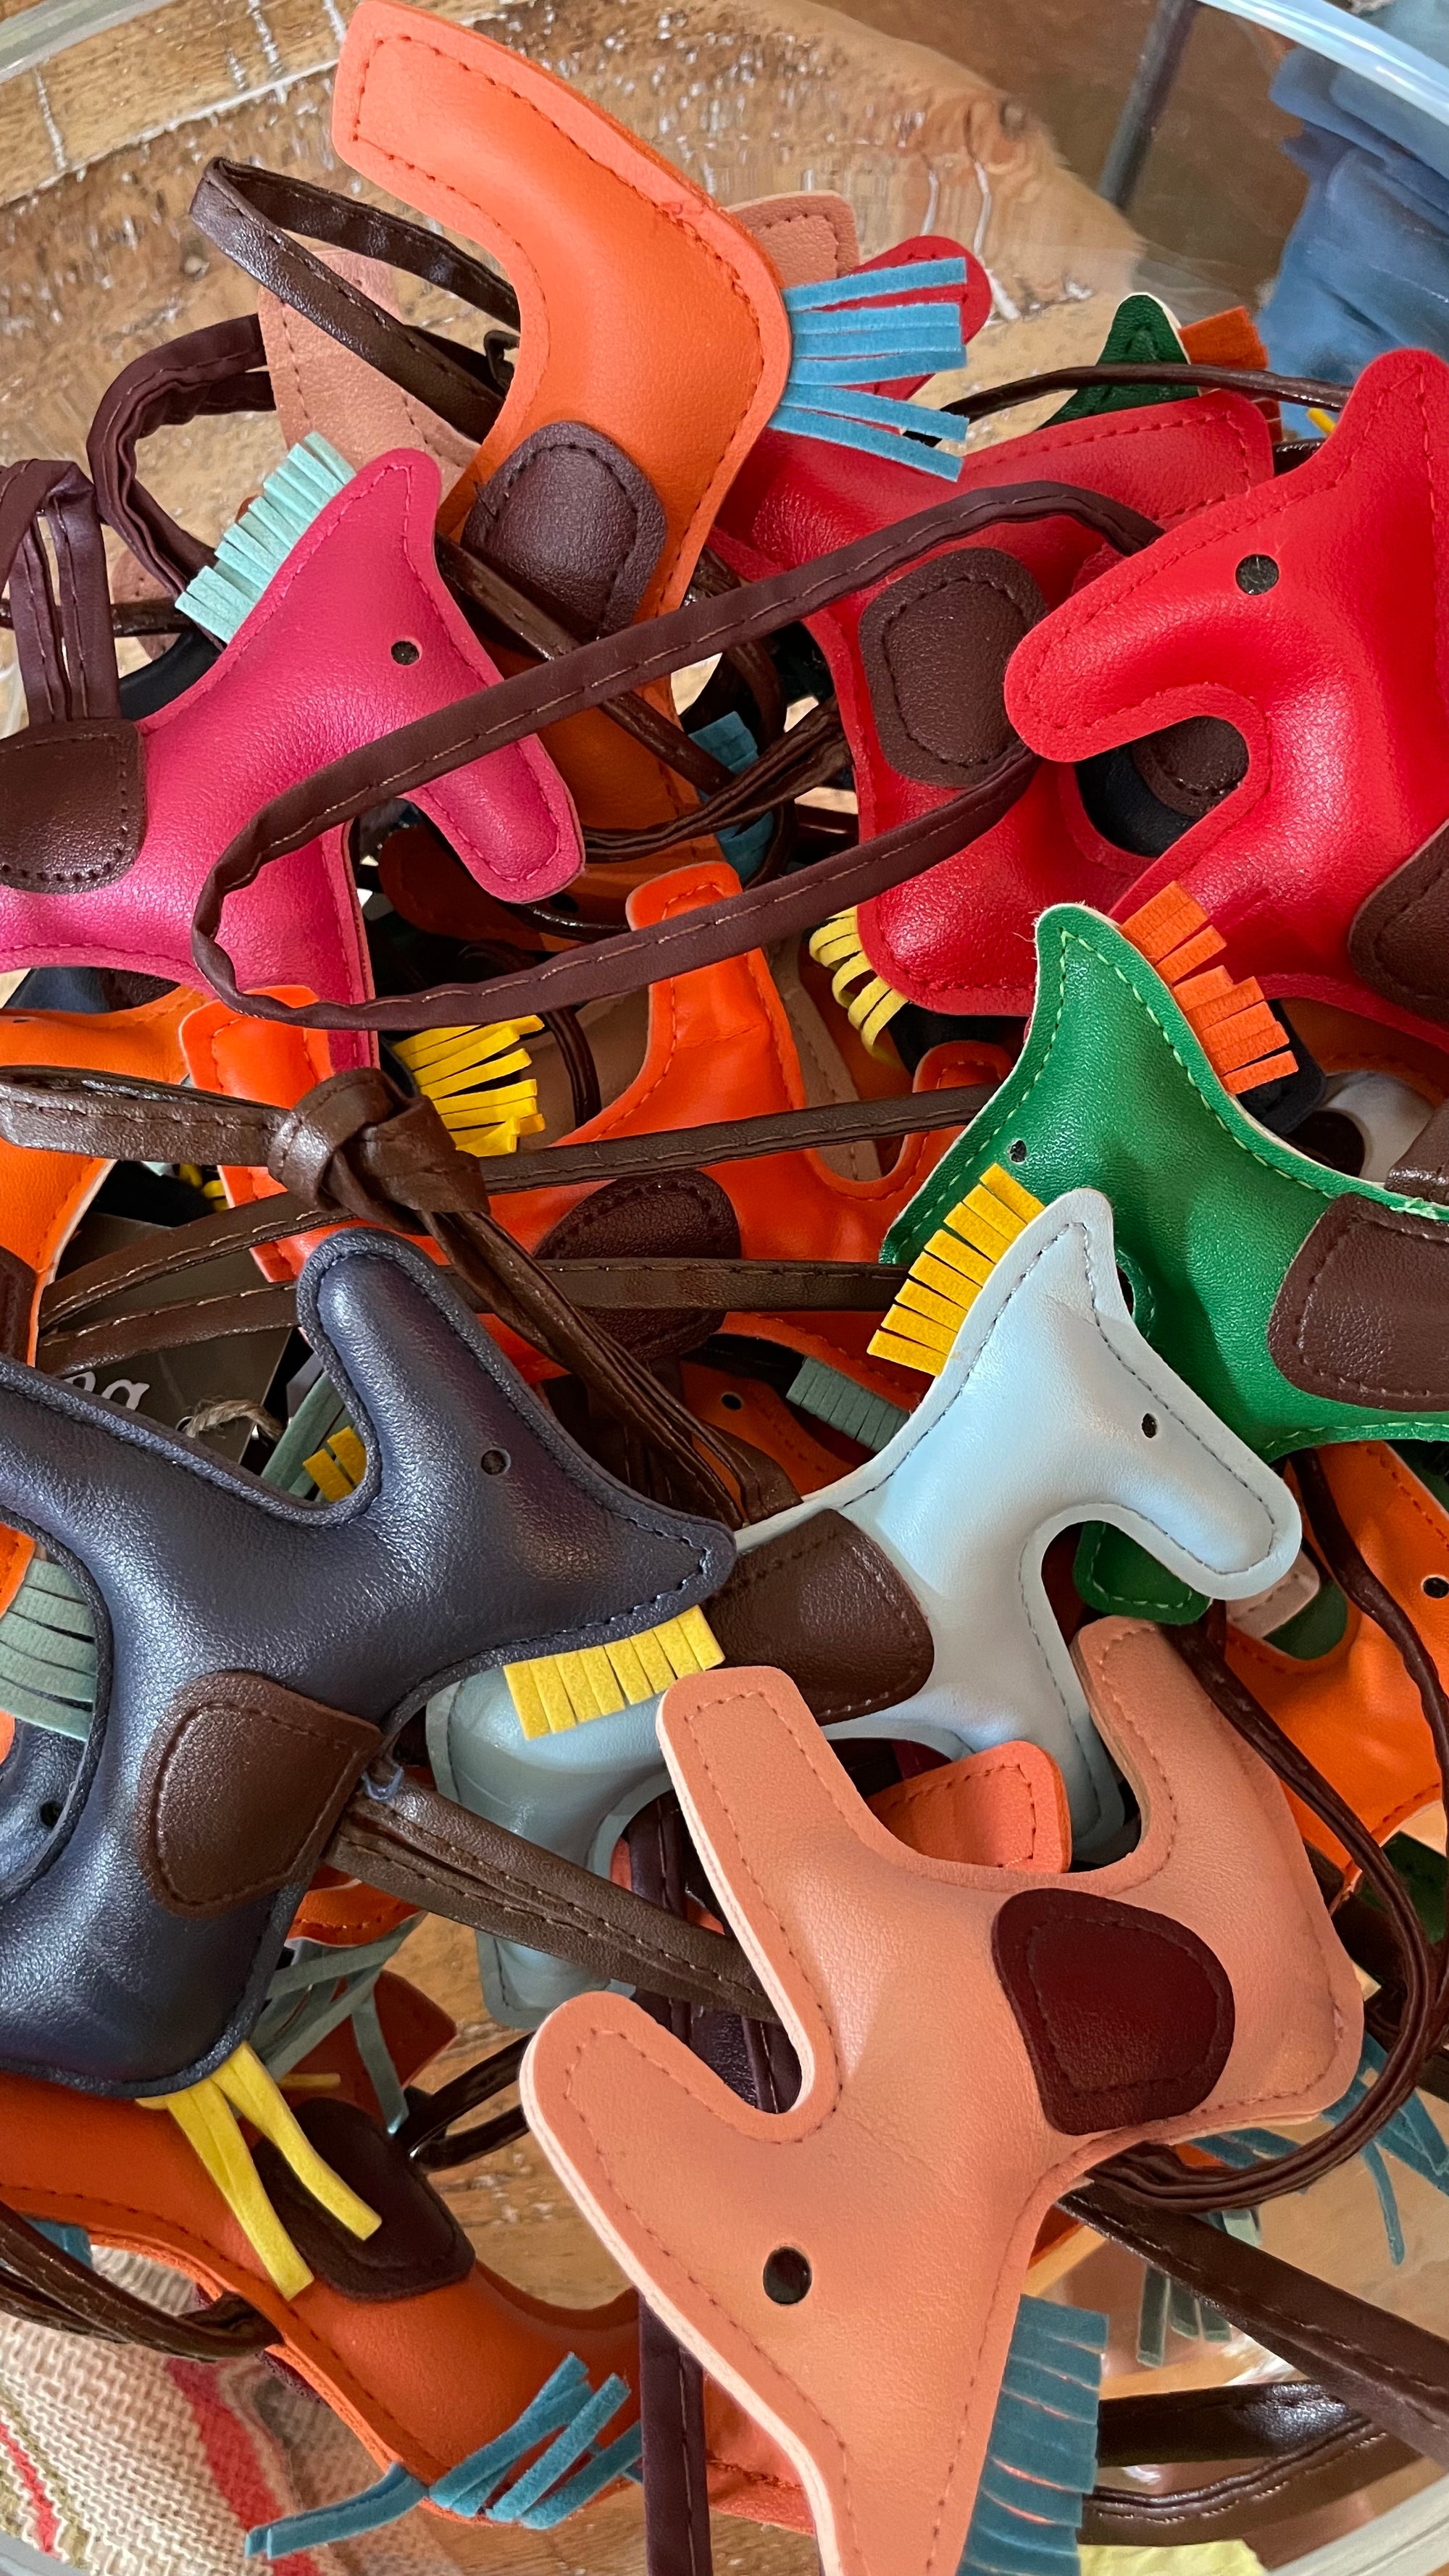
525, 1630, 1361, 2576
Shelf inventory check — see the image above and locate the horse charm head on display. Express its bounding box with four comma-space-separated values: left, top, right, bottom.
0, 1228, 730, 2097
0, 449, 581, 1064
1004, 347, 1449, 1047
524, 1637, 1361, 2576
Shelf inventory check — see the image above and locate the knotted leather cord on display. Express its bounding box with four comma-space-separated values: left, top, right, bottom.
0, 2201, 273, 2354
188, 479, 1161, 1034
8, 1073, 992, 1338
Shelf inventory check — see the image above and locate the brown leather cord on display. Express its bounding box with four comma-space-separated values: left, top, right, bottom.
1067, 2175, 1449, 2468
0, 461, 122, 727
15, 1074, 994, 1332
188, 478, 1161, 1033
87, 316, 275, 593
582, 698, 849, 863
943, 360, 1352, 427
1101, 1618, 1437, 2213
1082, 2419, 1417, 2546
396, 2035, 530, 2172
327, 1772, 774, 2023
0, 2201, 274, 2355
629, 1802, 715, 2576
438, 536, 734, 800
0, 595, 188, 638
34, 1257, 906, 1376
190, 159, 517, 445
1097, 2380, 1391, 2468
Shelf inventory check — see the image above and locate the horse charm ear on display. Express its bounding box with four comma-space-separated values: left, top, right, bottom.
524, 1638, 1360, 2576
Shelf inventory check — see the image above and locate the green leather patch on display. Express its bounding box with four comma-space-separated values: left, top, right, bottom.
1051, 293, 1190, 425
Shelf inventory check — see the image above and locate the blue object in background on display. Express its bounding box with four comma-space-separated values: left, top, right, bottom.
1261, 5, 1449, 403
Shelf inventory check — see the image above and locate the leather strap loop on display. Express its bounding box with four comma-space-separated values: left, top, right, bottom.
87, 316, 274, 593
191, 159, 517, 443
0, 461, 120, 727
189, 478, 1161, 1032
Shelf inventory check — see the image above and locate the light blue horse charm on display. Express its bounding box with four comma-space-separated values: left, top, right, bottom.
432, 1187, 1300, 2023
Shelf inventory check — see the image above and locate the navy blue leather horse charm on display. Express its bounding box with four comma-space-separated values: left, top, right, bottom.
0, 1227, 732, 2098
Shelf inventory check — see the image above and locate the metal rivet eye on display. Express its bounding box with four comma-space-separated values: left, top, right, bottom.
391, 638, 421, 664
1424, 1574, 1449, 1599
1141, 1413, 1158, 1439
38, 1802, 60, 1830
1008, 1139, 1027, 1165
763, 2246, 811, 2305
1235, 555, 1279, 595
480, 1449, 511, 1476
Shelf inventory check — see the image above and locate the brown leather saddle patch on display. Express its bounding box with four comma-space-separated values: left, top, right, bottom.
992, 1886, 1235, 2133
0, 722, 146, 894
1132, 715, 1248, 819
859, 545, 1046, 789
254, 2096, 475, 2300
536, 1169, 741, 1360
1348, 819, 1449, 1022
709, 1510, 934, 1723
1268, 1195, 1449, 1410
135, 1671, 379, 1919
463, 419, 666, 637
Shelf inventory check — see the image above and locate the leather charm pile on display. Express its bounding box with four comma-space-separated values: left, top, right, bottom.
1, 6, 1448, 2568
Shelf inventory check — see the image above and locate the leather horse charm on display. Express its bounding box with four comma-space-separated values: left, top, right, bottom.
882, 892, 1449, 1620
713, 354, 1274, 1036
1227, 1442, 1449, 1860
1003, 348, 1449, 1049
330, 0, 789, 863
0, 1226, 730, 2096
0, 447, 580, 1069
0, 1980, 641, 2535
524, 1631, 1361, 2576
430, 1182, 1298, 2031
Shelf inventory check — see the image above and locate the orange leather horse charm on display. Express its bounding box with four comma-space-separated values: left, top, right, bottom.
331, 0, 790, 869
0, 1985, 636, 2507
1228, 1442, 1449, 1860
525, 1631, 1360, 2576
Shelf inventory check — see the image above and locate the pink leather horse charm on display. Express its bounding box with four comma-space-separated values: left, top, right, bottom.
714, 385, 1274, 1030
0, 450, 580, 1065
525, 1631, 1360, 2576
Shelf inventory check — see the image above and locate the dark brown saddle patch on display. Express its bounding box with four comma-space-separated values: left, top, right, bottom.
254, 2097, 475, 2301
536, 1169, 740, 1360
859, 545, 1046, 789
709, 1510, 934, 1723
464, 420, 666, 637
992, 1886, 1235, 2133
1268, 1195, 1449, 1410
1349, 820, 1449, 1023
